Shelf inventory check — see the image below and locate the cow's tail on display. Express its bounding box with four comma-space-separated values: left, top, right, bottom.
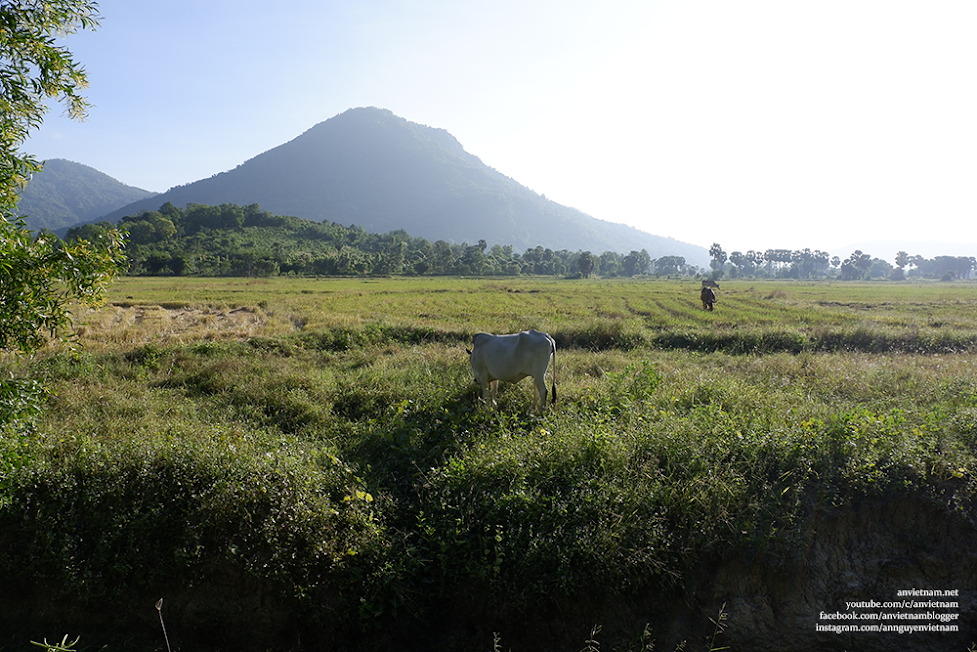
550, 339, 557, 406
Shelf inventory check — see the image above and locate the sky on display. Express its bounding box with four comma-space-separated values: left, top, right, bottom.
26, 0, 977, 258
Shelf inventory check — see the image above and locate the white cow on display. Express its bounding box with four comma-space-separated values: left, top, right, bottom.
468, 329, 557, 410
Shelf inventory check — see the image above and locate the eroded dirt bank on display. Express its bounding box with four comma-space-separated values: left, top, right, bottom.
419, 489, 977, 652
2, 491, 974, 651
668, 489, 977, 652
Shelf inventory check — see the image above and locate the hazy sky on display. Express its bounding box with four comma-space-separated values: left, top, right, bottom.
27, 0, 977, 256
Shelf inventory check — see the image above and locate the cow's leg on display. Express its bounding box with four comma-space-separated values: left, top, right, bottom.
534, 374, 548, 410
489, 379, 499, 409
477, 378, 491, 407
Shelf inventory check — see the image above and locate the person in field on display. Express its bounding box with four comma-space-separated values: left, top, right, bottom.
700, 284, 717, 311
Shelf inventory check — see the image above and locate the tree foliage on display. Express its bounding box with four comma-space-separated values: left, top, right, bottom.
0, 0, 100, 206
0, 1, 127, 437
0, 0, 125, 358
0, 217, 125, 354
711, 243, 974, 280
96, 202, 680, 280
708, 242, 726, 278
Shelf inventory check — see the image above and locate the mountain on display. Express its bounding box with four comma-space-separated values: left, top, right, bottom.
99, 107, 706, 264
16, 159, 156, 232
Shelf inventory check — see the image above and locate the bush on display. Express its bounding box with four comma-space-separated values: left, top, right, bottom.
0, 433, 381, 605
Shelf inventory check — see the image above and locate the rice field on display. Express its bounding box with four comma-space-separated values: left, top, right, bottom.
2, 275, 976, 652
72, 276, 977, 353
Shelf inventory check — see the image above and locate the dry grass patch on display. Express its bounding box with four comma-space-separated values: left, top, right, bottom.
71, 304, 292, 350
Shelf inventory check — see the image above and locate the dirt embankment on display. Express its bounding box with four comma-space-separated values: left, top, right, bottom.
669, 489, 977, 652
3, 491, 974, 651
367, 489, 977, 652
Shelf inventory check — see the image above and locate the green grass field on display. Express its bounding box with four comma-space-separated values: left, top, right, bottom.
74, 276, 977, 353
2, 276, 976, 651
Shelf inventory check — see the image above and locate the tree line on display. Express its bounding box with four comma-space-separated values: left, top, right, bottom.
707, 244, 976, 281
65, 204, 977, 281
66, 203, 676, 279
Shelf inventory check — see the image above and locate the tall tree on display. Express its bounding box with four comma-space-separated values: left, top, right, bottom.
708, 242, 727, 278
894, 251, 909, 269
1, 1, 125, 359
728, 251, 750, 276
622, 249, 651, 277
1, 0, 100, 205
840, 250, 872, 280
577, 251, 595, 278
652, 255, 685, 276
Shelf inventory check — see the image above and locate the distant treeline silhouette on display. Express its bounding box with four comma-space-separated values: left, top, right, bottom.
706, 243, 975, 281
66, 203, 664, 278
66, 203, 974, 280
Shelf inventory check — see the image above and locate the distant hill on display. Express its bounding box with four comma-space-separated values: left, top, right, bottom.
16, 159, 156, 232
99, 107, 707, 265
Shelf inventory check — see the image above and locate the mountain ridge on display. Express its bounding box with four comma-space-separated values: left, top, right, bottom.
15, 159, 156, 232
97, 107, 707, 264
